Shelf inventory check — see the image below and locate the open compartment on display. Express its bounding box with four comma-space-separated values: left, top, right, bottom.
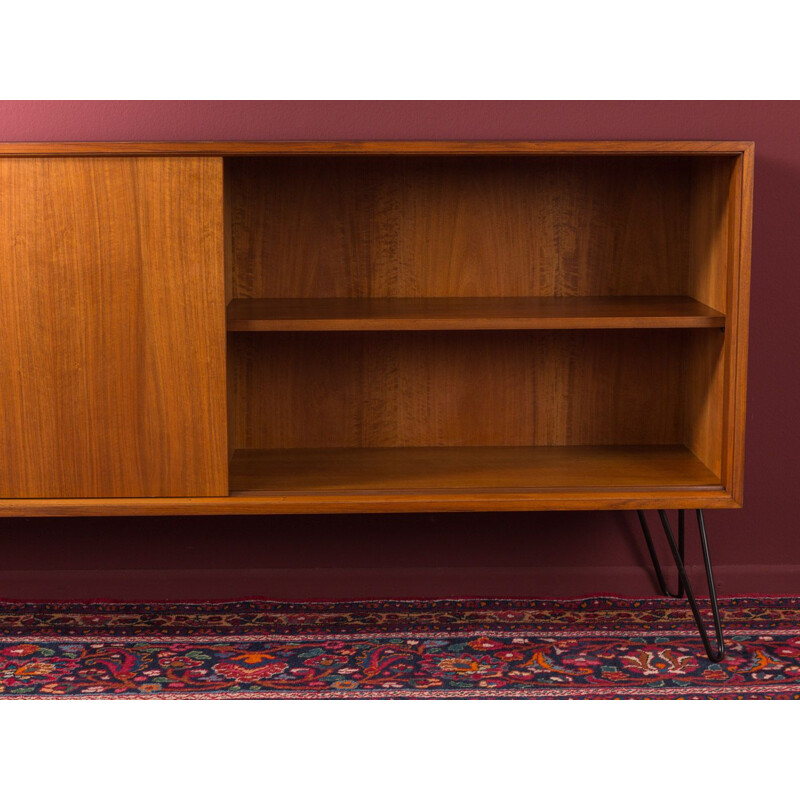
222, 151, 739, 503
226, 329, 724, 495
224, 154, 735, 308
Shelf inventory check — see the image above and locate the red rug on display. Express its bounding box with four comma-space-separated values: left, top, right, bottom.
1, 597, 798, 698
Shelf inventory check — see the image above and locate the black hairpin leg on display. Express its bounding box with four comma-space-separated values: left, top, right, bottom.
636, 509, 725, 662
637, 509, 684, 598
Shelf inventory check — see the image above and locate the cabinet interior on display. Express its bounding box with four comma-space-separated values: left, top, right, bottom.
223, 154, 737, 496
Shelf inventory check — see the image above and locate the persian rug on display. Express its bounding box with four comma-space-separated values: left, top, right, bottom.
0, 597, 798, 699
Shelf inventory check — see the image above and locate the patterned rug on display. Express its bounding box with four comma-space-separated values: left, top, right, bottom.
1, 597, 798, 699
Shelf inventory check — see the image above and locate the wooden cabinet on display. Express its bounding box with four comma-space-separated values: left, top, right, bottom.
0, 141, 753, 516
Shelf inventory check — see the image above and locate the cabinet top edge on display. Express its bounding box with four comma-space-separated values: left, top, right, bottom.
0, 140, 755, 156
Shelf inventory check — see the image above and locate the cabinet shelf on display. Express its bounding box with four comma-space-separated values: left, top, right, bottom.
226, 296, 724, 332
228, 445, 722, 496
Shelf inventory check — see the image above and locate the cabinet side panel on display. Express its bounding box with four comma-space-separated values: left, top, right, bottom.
683, 157, 736, 478
688, 158, 733, 311
683, 330, 725, 478
724, 148, 753, 503
0, 157, 227, 498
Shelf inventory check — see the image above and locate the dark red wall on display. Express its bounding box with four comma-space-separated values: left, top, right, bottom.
1, 101, 798, 600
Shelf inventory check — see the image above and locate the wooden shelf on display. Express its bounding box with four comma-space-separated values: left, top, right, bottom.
226, 296, 725, 332
228, 446, 722, 497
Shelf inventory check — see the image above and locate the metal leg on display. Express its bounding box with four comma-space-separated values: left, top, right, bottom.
637, 510, 684, 598
637, 509, 725, 662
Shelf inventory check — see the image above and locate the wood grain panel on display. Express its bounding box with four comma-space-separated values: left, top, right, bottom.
723, 144, 754, 504
227, 331, 684, 450
226, 296, 725, 331
689, 157, 733, 312
224, 165, 238, 464
227, 156, 691, 300
683, 329, 726, 477
0, 486, 740, 516
0, 141, 755, 157
0, 157, 227, 498
229, 446, 721, 494
684, 153, 748, 483
684, 156, 728, 477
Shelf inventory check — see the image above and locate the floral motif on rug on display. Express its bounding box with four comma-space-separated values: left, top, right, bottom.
1, 597, 799, 699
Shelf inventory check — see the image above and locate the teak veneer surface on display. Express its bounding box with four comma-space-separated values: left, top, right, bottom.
228, 446, 722, 494
226, 296, 724, 331
0, 141, 754, 156
0, 157, 227, 498
226, 156, 694, 300
0, 488, 738, 516
227, 330, 691, 450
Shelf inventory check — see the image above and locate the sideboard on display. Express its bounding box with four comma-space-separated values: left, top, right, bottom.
0, 141, 754, 659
